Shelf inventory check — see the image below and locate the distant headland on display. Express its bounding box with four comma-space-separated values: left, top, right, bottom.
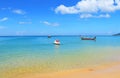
113, 33, 120, 36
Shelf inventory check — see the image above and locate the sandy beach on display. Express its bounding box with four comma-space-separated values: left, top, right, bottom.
15, 62, 120, 78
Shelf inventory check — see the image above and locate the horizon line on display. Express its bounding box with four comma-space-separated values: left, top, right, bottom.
0, 34, 114, 37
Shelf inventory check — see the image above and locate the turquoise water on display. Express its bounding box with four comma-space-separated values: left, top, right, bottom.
0, 36, 120, 77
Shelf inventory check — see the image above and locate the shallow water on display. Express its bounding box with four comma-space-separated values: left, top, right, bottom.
0, 36, 120, 78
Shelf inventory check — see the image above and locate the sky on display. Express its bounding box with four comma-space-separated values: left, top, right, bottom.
0, 0, 120, 36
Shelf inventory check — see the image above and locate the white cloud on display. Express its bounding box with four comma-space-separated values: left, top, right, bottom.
55, 5, 79, 14
55, 0, 120, 18
80, 14, 93, 18
13, 9, 26, 15
19, 21, 32, 24
98, 14, 110, 18
0, 17, 8, 22
80, 13, 110, 18
41, 21, 59, 26
1, 7, 26, 15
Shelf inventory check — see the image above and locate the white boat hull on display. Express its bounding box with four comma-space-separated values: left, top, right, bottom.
54, 41, 60, 45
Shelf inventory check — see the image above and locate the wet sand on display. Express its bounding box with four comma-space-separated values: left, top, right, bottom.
17, 62, 120, 78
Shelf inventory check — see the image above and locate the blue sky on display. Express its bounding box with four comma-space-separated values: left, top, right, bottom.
0, 0, 120, 36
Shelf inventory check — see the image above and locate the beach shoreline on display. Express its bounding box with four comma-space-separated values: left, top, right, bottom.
16, 62, 120, 78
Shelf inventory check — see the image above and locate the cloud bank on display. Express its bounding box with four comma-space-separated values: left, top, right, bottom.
55, 0, 120, 18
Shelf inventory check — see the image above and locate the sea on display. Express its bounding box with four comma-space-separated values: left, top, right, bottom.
0, 36, 120, 78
